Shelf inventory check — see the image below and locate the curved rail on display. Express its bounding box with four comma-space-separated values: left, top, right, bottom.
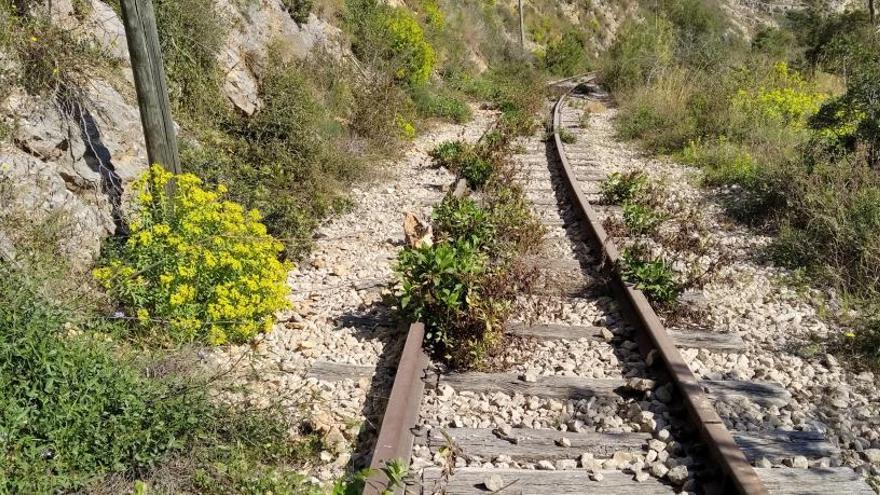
551, 80, 767, 495
364, 77, 769, 495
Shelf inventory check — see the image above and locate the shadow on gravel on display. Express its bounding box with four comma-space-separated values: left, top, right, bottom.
334, 299, 408, 472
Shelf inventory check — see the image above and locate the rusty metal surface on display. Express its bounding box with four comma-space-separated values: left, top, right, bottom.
551, 85, 768, 495
363, 322, 429, 495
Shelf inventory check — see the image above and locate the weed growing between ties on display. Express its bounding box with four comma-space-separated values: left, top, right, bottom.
600, 171, 723, 310
603, 0, 880, 362
398, 73, 545, 368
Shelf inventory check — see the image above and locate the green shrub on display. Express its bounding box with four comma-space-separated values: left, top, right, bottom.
432, 196, 496, 249
680, 138, 760, 187
94, 166, 290, 345
396, 239, 504, 367
282, 0, 313, 23
0, 267, 209, 493
543, 31, 589, 77
411, 85, 473, 123
430, 140, 494, 188
348, 1, 436, 86
183, 53, 359, 259
430, 140, 467, 167
0, 4, 116, 95
620, 249, 683, 305
623, 202, 666, 235
602, 15, 675, 91
483, 181, 546, 256
150, 0, 228, 120
600, 171, 650, 204
559, 128, 577, 144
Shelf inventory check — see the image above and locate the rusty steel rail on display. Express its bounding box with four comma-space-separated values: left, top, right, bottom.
364, 76, 768, 495
363, 322, 429, 495
551, 81, 768, 495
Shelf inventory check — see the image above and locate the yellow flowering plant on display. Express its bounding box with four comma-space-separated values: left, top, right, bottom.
94, 165, 291, 345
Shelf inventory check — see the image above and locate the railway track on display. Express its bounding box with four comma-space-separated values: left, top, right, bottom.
360, 77, 876, 494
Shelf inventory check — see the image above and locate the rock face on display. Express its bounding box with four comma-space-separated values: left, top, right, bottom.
214, 0, 345, 115
0, 0, 344, 269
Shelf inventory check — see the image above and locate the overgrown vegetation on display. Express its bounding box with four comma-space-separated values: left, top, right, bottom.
604, 0, 880, 361
94, 166, 291, 346
0, 0, 607, 489
397, 70, 545, 368
0, 198, 323, 494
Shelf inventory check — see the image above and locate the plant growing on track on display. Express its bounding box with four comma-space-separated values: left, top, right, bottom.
623, 202, 667, 236
432, 196, 497, 249
430, 140, 495, 188
332, 459, 409, 495
600, 171, 651, 204
620, 247, 683, 306
94, 166, 291, 345
396, 238, 506, 367
559, 128, 578, 144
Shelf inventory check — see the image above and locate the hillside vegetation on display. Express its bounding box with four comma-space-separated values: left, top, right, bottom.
603, 0, 880, 364
0, 0, 611, 492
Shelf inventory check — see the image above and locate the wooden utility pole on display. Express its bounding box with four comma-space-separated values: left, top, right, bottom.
119, 0, 181, 174
870, 0, 876, 25
518, 0, 526, 48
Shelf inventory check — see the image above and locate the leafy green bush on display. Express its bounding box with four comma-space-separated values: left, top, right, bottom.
283, 0, 314, 23
623, 202, 666, 235
430, 140, 466, 167
559, 128, 577, 144
347, 0, 436, 86
543, 31, 589, 76
411, 85, 473, 123
602, 15, 675, 91
432, 196, 496, 249
149, 0, 228, 119
94, 166, 290, 345
0, 265, 210, 493
680, 138, 760, 187
430, 140, 494, 188
396, 239, 504, 367
182, 53, 359, 258
600, 171, 650, 204
0, 3, 116, 95
620, 249, 683, 305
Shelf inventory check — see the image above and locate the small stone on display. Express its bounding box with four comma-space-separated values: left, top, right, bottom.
667, 465, 689, 485
522, 371, 538, 383
589, 471, 604, 482
484, 474, 505, 492
537, 460, 556, 470
626, 378, 656, 392
756, 457, 773, 468
785, 456, 809, 469
657, 429, 671, 441
580, 453, 600, 470
864, 449, 880, 464
600, 328, 614, 342
634, 470, 651, 482
648, 439, 667, 452
556, 459, 577, 470
654, 384, 673, 403
651, 463, 669, 478
645, 349, 659, 366
556, 437, 572, 448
